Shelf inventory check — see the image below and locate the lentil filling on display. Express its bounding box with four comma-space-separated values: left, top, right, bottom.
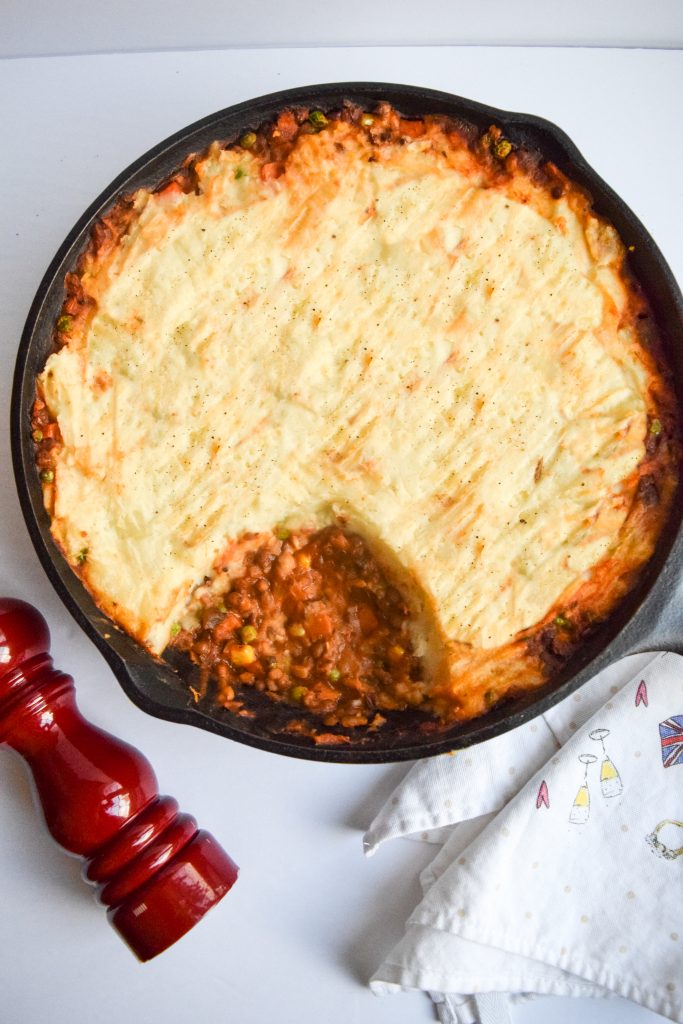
171, 526, 427, 728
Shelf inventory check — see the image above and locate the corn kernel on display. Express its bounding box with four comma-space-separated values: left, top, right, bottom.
296, 552, 311, 569
288, 623, 306, 638
387, 645, 405, 663
229, 644, 256, 666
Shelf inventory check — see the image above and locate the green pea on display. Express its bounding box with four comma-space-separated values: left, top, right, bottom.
241, 624, 258, 643
328, 668, 341, 683
40, 469, 54, 483
239, 132, 257, 149
309, 110, 328, 130
290, 685, 307, 702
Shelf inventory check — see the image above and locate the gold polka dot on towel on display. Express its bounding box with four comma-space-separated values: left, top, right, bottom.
671, 933, 679, 941
465, 758, 473, 767
525, 911, 533, 919
501, 826, 510, 837
621, 824, 629, 833
457, 908, 467, 918
581, 915, 590, 924
564, 885, 572, 894
444, 798, 453, 809
532, 861, 539, 870
627, 891, 636, 900
619, 945, 627, 954
634, 751, 642, 758
458, 857, 467, 866
667, 983, 676, 992
610, 685, 619, 694
508, 766, 516, 775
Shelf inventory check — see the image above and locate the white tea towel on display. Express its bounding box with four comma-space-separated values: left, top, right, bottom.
365, 653, 683, 1023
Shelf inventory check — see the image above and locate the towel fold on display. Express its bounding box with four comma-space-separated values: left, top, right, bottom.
365, 653, 683, 1024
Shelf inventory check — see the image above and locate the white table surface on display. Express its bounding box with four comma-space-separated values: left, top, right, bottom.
1, 44, 680, 1024
5, 0, 682, 56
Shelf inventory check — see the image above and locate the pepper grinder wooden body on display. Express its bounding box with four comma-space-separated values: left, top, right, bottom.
0, 598, 238, 961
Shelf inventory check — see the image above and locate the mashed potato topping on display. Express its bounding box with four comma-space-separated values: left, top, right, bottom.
35, 106, 677, 721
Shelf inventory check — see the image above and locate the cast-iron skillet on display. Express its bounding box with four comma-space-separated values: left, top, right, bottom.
11, 83, 683, 763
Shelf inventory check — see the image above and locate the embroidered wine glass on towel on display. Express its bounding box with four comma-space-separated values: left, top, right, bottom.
569, 753, 597, 824
590, 727, 623, 798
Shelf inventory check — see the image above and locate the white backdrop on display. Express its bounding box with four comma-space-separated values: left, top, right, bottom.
2, 0, 682, 57
1, 41, 681, 1024
1, 0, 681, 1008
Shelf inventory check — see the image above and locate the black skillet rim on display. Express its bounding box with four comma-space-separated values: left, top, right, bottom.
11, 82, 683, 763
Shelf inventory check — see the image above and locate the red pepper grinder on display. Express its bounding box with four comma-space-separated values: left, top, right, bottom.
0, 597, 238, 961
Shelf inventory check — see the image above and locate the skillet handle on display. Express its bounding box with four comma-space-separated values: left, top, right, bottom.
610, 555, 683, 660
0, 597, 238, 961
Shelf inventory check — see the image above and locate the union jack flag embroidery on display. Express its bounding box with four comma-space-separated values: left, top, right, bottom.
659, 715, 683, 768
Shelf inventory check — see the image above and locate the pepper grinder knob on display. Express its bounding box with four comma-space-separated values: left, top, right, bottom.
0, 598, 238, 961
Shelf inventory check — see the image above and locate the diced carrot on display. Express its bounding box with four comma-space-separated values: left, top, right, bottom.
312, 682, 341, 702
399, 119, 425, 138
356, 604, 379, 635
260, 162, 284, 181
314, 733, 351, 746
276, 110, 299, 141
213, 612, 241, 641
306, 609, 334, 640
290, 574, 320, 602
157, 180, 184, 199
